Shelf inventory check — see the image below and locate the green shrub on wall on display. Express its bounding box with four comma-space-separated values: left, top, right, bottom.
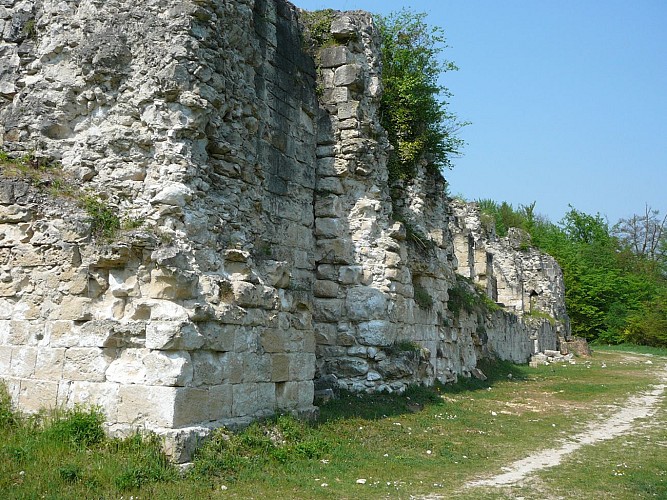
376, 9, 467, 183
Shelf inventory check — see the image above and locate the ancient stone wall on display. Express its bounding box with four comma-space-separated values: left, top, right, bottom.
449, 200, 570, 353
1, 0, 570, 460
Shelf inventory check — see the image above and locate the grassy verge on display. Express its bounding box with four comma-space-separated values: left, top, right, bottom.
1, 347, 664, 499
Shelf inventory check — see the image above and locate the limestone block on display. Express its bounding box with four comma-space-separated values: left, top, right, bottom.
129, 299, 190, 322
18, 379, 59, 413
315, 217, 342, 239
275, 380, 298, 410
296, 381, 315, 408
0, 205, 33, 223
271, 353, 290, 382
346, 286, 388, 321
312, 298, 344, 322
347, 345, 367, 357
146, 268, 198, 300
337, 101, 359, 120
338, 265, 365, 285
117, 385, 178, 427
0, 345, 12, 373
316, 176, 344, 195
262, 260, 290, 289
313, 280, 339, 298
91, 244, 132, 268
316, 239, 353, 264
145, 321, 205, 350
319, 45, 351, 68
331, 15, 357, 41
232, 383, 259, 416
232, 281, 276, 309
150, 182, 193, 207
233, 326, 260, 353
56, 296, 92, 321
198, 322, 234, 352
63, 347, 113, 382
208, 384, 233, 420
0, 299, 13, 320
62, 381, 121, 420
316, 264, 338, 281
191, 351, 226, 386
144, 351, 193, 386
225, 352, 244, 385
288, 352, 316, 381
314, 323, 337, 346
34, 348, 65, 380
45, 320, 78, 348
315, 195, 343, 218
108, 269, 139, 298
261, 328, 285, 353
10, 346, 37, 377
325, 356, 369, 377
242, 353, 272, 383
105, 348, 147, 384
357, 320, 393, 347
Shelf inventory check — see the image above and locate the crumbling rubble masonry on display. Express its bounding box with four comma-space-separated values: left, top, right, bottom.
0, 0, 570, 460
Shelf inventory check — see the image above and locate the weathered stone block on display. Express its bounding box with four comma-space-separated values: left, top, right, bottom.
55, 296, 92, 321
271, 353, 290, 382
145, 321, 205, 351
146, 268, 198, 300
10, 346, 37, 377
232, 383, 259, 416
261, 328, 285, 353
208, 384, 233, 420
117, 385, 178, 427
312, 298, 344, 322
34, 348, 65, 380
18, 379, 59, 413
319, 46, 351, 68
198, 322, 234, 352
191, 351, 226, 386
313, 280, 339, 298
242, 353, 272, 383
62, 381, 121, 420
315, 217, 342, 239
325, 357, 369, 377
357, 320, 393, 347
275, 380, 298, 410
45, 320, 77, 348
346, 286, 388, 320
63, 347, 112, 382
288, 352, 316, 381
0, 346, 13, 374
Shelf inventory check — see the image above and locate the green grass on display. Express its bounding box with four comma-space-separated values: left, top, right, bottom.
592, 343, 667, 357
1, 346, 665, 498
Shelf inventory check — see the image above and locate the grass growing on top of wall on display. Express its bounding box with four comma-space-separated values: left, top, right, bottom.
2, 349, 665, 498
0, 148, 143, 240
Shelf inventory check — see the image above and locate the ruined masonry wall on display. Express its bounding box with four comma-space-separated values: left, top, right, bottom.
1, 0, 320, 460
0, 0, 570, 460
449, 200, 570, 354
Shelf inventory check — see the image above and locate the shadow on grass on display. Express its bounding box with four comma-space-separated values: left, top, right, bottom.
317, 358, 530, 423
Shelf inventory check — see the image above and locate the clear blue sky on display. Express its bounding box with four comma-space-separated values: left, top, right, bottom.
295, 0, 667, 224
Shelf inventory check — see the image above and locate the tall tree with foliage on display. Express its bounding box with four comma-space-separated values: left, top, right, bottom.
376, 10, 466, 182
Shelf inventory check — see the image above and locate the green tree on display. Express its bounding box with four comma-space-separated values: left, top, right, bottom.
376, 10, 467, 182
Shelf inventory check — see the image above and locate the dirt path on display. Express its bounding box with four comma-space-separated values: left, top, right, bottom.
465, 357, 667, 489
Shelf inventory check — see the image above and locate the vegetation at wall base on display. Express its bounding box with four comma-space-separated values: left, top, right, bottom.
2, 348, 665, 498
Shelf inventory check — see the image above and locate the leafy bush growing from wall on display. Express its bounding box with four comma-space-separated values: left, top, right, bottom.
376, 10, 467, 183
